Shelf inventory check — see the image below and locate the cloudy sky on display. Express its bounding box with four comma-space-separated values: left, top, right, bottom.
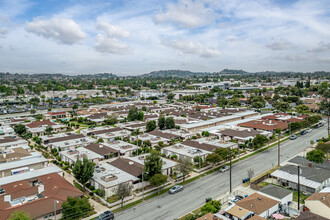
0, 0, 330, 75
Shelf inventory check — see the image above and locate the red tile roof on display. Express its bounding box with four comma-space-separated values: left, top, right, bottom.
238, 119, 288, 131
0, 173, 83, 220
26, 120, 56, 128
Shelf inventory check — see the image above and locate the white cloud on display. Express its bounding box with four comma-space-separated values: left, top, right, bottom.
25, 18, 87, 45
266, 39, 292, 50
0, 27, 8, 38
308, 41, 330, 53
97, 21, 130, 38
162, 39, 221, 58
153, 0, 215, 28
94, 34, 131, 55
94, 21, 131, 55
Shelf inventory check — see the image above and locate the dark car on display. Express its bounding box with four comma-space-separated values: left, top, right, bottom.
96, 211, 114, 220
300, 131, 307, 135
235, 195, 244, 201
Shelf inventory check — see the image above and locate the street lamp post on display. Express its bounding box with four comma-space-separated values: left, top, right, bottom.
54, 200, 59, 220
142, 171, 148, 201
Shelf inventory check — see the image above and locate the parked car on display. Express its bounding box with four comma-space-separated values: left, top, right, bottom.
169, 185, 183, 194
228, 195, 244, 205
306, 129, 312, 133
219, 165, 230, 173
300, 130, 307, 135
205, 197, 212, 203
96, 211, 114, 220
290, 135, 297, 140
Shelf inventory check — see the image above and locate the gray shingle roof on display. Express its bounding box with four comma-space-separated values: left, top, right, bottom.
279, 164, 330, 183
259, 184, 292, 199
288, 156, 330, 171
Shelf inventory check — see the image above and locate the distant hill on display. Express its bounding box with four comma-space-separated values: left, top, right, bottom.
219, 69, 248, 74
141, 70, 211, 78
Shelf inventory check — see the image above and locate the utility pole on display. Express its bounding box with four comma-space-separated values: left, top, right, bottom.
229, 147, 232, 194
278, 132, 280, 167
142, 171, 145, 201
297, 165, 300, 210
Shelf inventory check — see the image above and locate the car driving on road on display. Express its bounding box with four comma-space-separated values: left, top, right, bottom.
169, 185, 183, 194
96, 211, 114, 220
290, 135, 297, 140
219, 165, 230, 172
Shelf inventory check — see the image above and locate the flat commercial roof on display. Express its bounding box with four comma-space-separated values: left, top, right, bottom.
181, 111, 257, 129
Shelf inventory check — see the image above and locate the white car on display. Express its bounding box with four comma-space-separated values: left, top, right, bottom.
306, 129, 312, 133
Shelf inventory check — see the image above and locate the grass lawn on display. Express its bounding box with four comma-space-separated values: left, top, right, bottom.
192, 207, 201, 215
257, 181, 270, 188
178, 213, 194, 220
293, 191, 310, 204
107, 195, 120, 204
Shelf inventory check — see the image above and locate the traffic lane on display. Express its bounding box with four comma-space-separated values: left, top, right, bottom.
115, 126, 328, 220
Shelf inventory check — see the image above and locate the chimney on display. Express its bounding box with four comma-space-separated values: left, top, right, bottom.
250, 204, 253, 208
308, 162, 312, 168
213, 215, 218, 220
258, 197, 261, 200
3, 154, 6, 159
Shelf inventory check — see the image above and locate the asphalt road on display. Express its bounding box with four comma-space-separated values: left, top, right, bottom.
115, 125, 328, 220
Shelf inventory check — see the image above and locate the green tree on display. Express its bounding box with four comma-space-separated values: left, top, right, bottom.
16, 86, 25, 95
201, 200, 221, 214
146, 120, 157, 132
176, 158, 193, 184
214, 148, 233, 161
127, 107, 144, 121
229, 98, 240, 106
97, 138, 104, 143
113, 182, 131, 208
72, 157, 94, 191
306, 149, 326, 164
167, 93, 175, 100
149, 173, 168, 194
45, 126, 53, 134
316, 143, 330, 160
158, 116, 166, 130
105, 113, 118, 125
296, 104, 310, 114
218, 97, 228, 106
61, 197, 93, 220
143, 150, 162, 179
206, 153, 221, 166
72, 103, 79, 110
165, 117, 175, 129
252, 134, 268, 149
275, 102, 290, 112
14, 124, 27, 135
8, 210, 31, 220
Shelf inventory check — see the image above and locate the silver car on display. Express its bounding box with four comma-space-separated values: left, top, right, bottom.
169, 185, 183, 194
219, 165, 230, 173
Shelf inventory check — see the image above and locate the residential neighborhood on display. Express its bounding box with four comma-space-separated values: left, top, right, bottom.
0, 0, 330, 219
